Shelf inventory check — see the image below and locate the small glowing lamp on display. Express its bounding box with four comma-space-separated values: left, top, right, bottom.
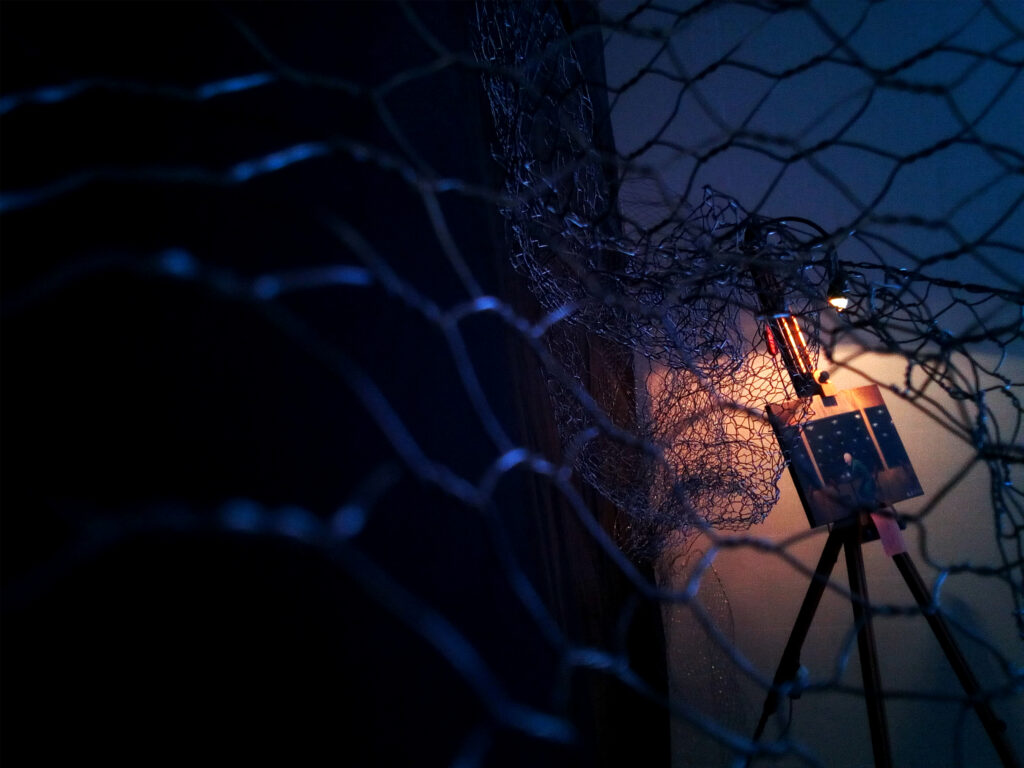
826, 265, 849, 311
823, 252, 847, 313
828, 293, 849, 312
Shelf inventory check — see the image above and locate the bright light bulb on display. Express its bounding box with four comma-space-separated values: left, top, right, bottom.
829, 295, 849, 311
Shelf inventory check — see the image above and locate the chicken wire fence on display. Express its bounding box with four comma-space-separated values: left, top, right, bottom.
1, 1, 1022, 767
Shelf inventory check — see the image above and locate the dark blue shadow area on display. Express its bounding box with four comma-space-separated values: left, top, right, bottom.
1, 3, 667, 766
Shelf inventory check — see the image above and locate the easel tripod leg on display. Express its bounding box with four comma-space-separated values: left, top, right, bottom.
843, 529, 894, 768
892, 552, 1021, 768
751, 529, 844, 744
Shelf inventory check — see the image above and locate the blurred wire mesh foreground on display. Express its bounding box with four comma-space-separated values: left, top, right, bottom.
2, 2, 1022, 767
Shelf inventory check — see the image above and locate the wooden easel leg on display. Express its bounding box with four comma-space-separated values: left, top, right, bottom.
750, 529, 844, 749
843, 526, 894, 768
892, 552, 1021, 768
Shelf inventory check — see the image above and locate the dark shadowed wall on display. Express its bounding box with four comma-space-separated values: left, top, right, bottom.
1, 3, 667, 765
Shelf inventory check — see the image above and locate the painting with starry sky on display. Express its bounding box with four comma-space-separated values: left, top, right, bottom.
770, 385, 924, 528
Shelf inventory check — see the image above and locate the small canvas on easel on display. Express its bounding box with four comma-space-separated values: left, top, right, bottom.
768, 384, 924, 528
